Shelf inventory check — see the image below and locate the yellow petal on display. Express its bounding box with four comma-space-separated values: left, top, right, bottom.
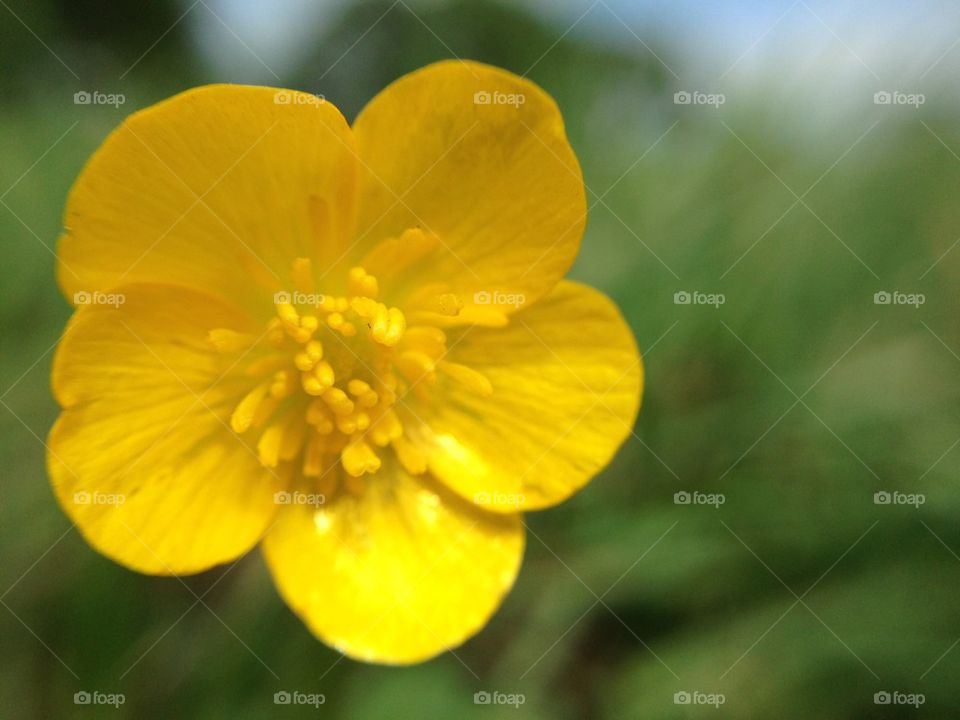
352, 60, 585, 312
262, 465, 524, 664
48, 284, 280, 574
409, 280, 642, 512
57, 85, 358, 316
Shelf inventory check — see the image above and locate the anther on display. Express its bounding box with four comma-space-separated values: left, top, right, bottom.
341, 438, 381, 477
231, 382, 270, 433
322, 387, 354, 415
348, 266, 379, 299
438, 361, 493, 396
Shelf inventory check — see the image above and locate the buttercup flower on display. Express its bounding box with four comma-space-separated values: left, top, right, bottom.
49, 61, 643, 663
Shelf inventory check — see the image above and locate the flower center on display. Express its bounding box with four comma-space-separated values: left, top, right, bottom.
210, 254, 492, 497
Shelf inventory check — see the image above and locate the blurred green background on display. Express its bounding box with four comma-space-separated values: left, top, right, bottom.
3, 0, 960, 717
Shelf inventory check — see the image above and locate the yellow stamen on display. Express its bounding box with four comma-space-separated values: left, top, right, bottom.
438, 361, 493, 396
291, 257, 314, 293
360, 227, 438, 279
269, 370, 296, 399
229, 254, 488, 503
302, 360, 334, 396
342, 438, 381, 477
393, 435, 427, 475
397, 351, 436, 384
403, 326, 447, 358
335, 413, 358, 435
370, 409, 403, 447
257, 420, 285, 467
208, 328, 254, 353
276, 302, 299, 325
302, 434, 324, 476
305, 398, 335, 434
327, 312, 345, 331
434, 293, 463, 316
294, 340, 324, 371
348, 266, 379, 299
279, 419, 305, 461
231, 382, 270, 433
245, 354, 289, 378
322, 387, 354, 415
251, 394, 281, 429
347, 379, 379, 408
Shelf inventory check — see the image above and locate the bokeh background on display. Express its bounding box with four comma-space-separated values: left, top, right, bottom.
3, 0, 960, 717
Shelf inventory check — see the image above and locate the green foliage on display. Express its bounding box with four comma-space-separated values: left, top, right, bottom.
1, 0, 958, 717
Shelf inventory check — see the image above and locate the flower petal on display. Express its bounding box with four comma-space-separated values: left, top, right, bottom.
262, 465, 524, 664
409, 280, 642, 512
352, 60, 585, 312
57, 85, 358, 315
48, 284, 280, 574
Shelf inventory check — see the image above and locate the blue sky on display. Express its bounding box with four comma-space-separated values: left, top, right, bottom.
191, 0, 960, 95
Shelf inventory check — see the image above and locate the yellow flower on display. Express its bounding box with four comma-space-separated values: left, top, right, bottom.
49, 61, 643, 664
